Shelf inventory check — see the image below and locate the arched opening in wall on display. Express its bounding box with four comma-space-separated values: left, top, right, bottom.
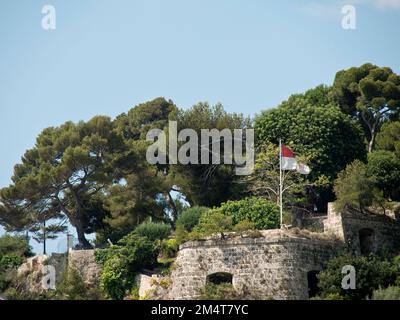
206, 272, 233, 285
307, 270, 320, 298
359, 228, 374, 255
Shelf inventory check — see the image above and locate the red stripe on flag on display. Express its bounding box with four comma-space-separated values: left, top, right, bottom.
281, 144, 295, 158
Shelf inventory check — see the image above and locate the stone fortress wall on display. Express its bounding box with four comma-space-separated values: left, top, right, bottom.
18, 203, 400, 299
170, 230, 340, 299
169, 203, 400, 300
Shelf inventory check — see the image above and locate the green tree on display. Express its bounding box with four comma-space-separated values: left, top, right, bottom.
376, 121, 400, 157
255, 86, 366, 210
113, 97, 178, 141
332, 63, 400, 152
30, 220, 67, 255
334, 160, 385, 214
245, 142, 315, 214
0, 117, 124, 248
367, 151, 400, 200
99, 155, 172, 244
99, 98, 179, 242
0, 235, 33, 258
174, 102, 251, 207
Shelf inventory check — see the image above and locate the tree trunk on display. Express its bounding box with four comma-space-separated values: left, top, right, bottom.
43, 220, 46, 255
166, 191, 178, 222
368, 131, 376, 153
74, 219, 92, 249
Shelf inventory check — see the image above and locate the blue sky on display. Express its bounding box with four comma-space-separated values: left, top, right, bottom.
1, 0, 400, 254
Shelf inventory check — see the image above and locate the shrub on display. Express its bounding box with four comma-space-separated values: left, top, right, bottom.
56, 267, 95, 300
176, 206, 209, 232
0, 235, 33, 296
94, 248, 116, 266
175, 224, 189, 244
99, 256, 130, 300
372, 286, 400, 300
0, 254, 23, 270
96, 232, 159, 300
311, 293, 345, 300
216, 197, 279, 230
317, 253, 399, 300
0, 235, 33, 257
134, 222, 171, 242
233, 220, 262, 238
192, 210, 233, 239
0, 269, 17, 292
160, 239, 179, 259
200, 283, 242, 300
118, 233, 158, 270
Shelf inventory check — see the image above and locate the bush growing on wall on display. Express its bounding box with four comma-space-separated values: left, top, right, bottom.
191, 211, 234, 239
95, 231, 159, 300
216, 197, 280, 230
99, 256, 131, 300
186, 198, 279, 240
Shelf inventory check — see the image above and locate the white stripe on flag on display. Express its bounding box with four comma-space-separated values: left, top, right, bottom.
282, 156, 297, 170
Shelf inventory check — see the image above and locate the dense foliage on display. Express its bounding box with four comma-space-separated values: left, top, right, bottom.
95, 229, 159, 299
332, 63, 400, 152
316, 253, 400, 300
372, 286, 400, 300
0, 235, 33, 293
176, 206, 209, 232
212, 198, 279, 230
333, 160, 384, 213
133, 222, 171, 242
367, 151, 400, 200
255, 86, 366, 211
174, 102, 251, 207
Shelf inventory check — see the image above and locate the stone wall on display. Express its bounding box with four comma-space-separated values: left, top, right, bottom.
68, 249, 102, 287
17, 253, 67, 294
17, 250, 101, 294
170, 229, 341, 300
323, 203, 400, 255
16, 203, 400, 300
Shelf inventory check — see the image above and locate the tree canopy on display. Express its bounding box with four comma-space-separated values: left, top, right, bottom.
332, 63, 400, 152
255, 86, 366, 210
173, 102, 251, 207
0, 117, 123, 248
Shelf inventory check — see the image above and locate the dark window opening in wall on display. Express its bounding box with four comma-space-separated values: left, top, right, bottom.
206, 272, 233, 285
307, 270, 320, 298
359, 228, 374, 255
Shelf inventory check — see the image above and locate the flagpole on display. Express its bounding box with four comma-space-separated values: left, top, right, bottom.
279, 139, 283, 229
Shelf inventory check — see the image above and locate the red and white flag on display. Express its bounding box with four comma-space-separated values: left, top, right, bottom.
281, 144, 311, 175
